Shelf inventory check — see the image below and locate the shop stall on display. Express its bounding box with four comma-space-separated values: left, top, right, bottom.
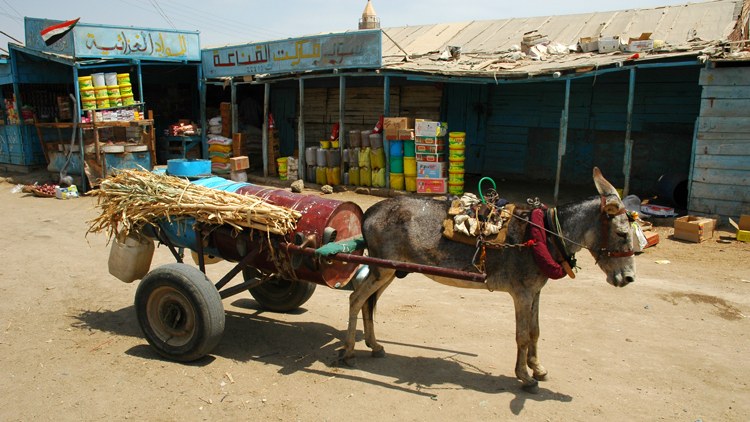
0, 17, 203, 188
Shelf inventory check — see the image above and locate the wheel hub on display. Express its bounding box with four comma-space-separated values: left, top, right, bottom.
147, 286, 196, 347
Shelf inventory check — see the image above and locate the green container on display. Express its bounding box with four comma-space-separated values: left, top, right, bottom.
390, 156, 404, 173
403, 139, 416, 157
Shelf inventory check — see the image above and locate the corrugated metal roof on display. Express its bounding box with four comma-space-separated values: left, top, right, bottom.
380, 0, 742, 78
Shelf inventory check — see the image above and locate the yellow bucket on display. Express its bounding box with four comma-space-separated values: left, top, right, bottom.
116, 73, 131, 85
326, 166, 341, 186
405, 175, 417, 192
449, 157, 465, 171
118, 83, 133, 95
80, 89, 96, 100
111, 96, 123, 107
94, 87, 109, 99
106, 85, 121, 97
349, 168, 360, 186
277, 157, 288, 180
449, 169, 465, 183
360, 167, 372, 187
449, 145, 465, 160
449, 132, 466, 147
96, 98, 110, 109
122, 94, 135, 106
404, 156, 417, 176
82, 99, 96, 110
331, 140, 340, 149
390, 173, 405, 190
448, 181, 464, 195
78, 76, 93, 89
320, 140, 331, 149
316, 167, 327, 184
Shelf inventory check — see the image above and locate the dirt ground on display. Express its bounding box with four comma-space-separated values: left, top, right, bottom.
0, 172, 749, 422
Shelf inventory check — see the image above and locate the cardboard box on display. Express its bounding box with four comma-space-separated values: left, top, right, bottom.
673, 215, 716, 243
398, 129, 414, 140
415, 120, 448, 137
232, 133, 247, 156
415, 152, 446, 162
416, 161, 448, 179
729, 215, 750, 242
415, 143, 446, 154
383, 117, 414, 130
230, 170, 247, 182
230, 156, 250, 171
598, 36, 621, 53
621, 33, 653, 52
415, 136, 445, 145
417, 177, 447, 194
55, 185, 79, 199
579, 37, 598, 53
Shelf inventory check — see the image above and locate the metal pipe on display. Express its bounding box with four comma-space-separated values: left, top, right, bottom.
262, 83, 270, 177
284, 244, 487, 283
298, 78, 306, 180
553, 78, 571, 206
199, 65, 207, 159
219, 278, 264, 299
339, 75, 346, 182
214, 247, 260, 291
622, 68, 636, 197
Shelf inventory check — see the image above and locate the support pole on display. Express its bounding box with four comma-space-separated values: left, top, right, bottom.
136, 61, 145, 114
553, 78, 571, 206
298, 78, 306, 181
230, 80, 238, 135
339, 75, 346, 183
384, 75, 390, 188
262, 83, 270, 177
622, 68, 636, 197
199, 68, 207, 160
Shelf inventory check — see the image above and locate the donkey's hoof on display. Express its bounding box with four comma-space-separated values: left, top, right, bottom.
522, 381, 540, 394
344, 356, 357, 367
533, 372, 549, 381
372, 348, 386, 358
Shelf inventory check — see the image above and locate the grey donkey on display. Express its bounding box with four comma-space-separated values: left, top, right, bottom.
340, 167, 636, 393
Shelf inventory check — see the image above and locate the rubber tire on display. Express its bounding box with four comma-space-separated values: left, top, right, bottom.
243, 268, 316, 312
135, 263, 225, 362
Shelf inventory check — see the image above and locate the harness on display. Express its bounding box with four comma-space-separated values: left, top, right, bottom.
598, 196, 636, 259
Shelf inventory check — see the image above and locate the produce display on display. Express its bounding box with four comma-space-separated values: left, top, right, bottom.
23, 182, 58, 197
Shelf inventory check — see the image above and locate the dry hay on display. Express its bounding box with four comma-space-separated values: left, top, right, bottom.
86, 169, 301, 241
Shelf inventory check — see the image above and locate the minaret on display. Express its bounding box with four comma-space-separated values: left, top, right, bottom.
359, 0, 380, 30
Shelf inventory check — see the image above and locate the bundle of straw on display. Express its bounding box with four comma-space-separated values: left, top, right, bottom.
86, 170, 301, 240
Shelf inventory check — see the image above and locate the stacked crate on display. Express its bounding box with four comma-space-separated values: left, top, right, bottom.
220, 102, 232, 138
415, 120, 448, 194
383, 117, 415, 191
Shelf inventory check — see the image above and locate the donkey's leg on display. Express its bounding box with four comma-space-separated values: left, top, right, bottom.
362, 277, 395, 358
527, 290, 548, 381
512, 292, 539, 393
339, 267, 395, 366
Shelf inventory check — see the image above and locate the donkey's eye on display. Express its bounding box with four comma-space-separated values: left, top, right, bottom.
617, 232, 628, 239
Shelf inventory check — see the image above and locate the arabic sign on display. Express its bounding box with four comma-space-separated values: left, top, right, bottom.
202, 30, 382, 78
25, 17, 201, 61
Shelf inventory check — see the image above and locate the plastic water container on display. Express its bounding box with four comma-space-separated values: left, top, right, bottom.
360, 167, 372, 187
348, 148, 359, 167
369, 133, 383, 149
316, 166, 327, 185
307, 165, 316, 183
361, 130, 372, 147
349, 130, 361, 147
326, 149, 342, 167
372, 168, 386, 187
326, 166, 341, 186
358, 147, 371, 168
305, 147, 318, 166
370, 148, 386, 169
108, 234, 155, 283
349, 167, 360, 186
316, 148, 327, 167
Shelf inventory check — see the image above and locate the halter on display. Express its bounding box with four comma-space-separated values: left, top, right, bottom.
598, 196, 635, 258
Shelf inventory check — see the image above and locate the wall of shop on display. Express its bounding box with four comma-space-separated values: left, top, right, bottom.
482, 66, 702, 195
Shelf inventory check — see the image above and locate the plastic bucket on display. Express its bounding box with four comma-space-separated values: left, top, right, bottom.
80, 89, 96, 100
448, 181, 464, 195
331, 140, 340, 149
370, 148, 386, 169
360, 167, 372, 187
403, 139, 416, 157
449, 145, 465, 160
369, 133, 383, 149
78, 76, 93, 89
404, 157, 417, 176
91, 73, 106, 88
111, 96, 123, 107
349, 130, 361, 147
349, 167, 360, 186
358, 147, 371, 168
449, 157, 465, 171
96, 98, 111, 109
95, 87, 109, 99
326, 167, 341, 186
405, 175, 417, 192
105, 72, 118, 86
117, 73, 131, 85
277, 157, 288, 180
390, 173, 405, 190
449, 132, 466, 147
118, 83, 133, 95
319, 140, 330, 149
122, 94, 135, 106
360, 130, 372, 147
390, 156, 404, 173
106, 85, 121, 97
316, 167, 327, 184
449, 169, 465, 183
82, 99, 96, 110
390, 140, 404, 157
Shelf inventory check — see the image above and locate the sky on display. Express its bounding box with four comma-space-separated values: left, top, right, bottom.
1, 0, 694, 49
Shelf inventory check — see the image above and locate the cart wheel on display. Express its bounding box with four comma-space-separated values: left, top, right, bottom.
243, 269, 316, 312
135, 263, 225, 362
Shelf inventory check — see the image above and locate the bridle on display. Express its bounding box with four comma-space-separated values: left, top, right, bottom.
598, 196, 635, 258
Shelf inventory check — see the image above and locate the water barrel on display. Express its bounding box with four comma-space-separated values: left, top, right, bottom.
657, 172, 688, 208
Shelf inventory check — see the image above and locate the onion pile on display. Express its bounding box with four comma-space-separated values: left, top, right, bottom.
33, 183, 57, 196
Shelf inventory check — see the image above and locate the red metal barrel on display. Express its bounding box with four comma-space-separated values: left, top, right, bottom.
211, 185, 363, 288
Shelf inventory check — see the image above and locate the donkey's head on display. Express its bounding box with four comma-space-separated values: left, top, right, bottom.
590, 168, 636, 287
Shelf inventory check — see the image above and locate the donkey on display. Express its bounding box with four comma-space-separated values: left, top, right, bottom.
340, 168, 636, 393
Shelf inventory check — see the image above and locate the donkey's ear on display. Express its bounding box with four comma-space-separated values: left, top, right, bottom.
593, 167, 618, 197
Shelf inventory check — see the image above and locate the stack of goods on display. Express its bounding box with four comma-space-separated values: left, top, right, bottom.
78, 75, 96, 111
208, 116, 222, 136
230, 155, 249, 182
448, 132, 466, 195
369, 133, 386, 187
57, 96, 71, 120
168, 122, 197, 136
220, 102, 232, 138
383, 117, 415, 191
104, 73, 122, 107
286, 156, 299, 181
304, 146, 318, 183
315, 124, 340, 185
117, 73, 135, 106
347, 130, 361, 186
81, 72, 135, 111
326, 148, 342, 186
208, 135, 233, 175
233, 133, 247, 159
3, 97, 20, 124
267, 129, 280, 176
415, 120, 448, 194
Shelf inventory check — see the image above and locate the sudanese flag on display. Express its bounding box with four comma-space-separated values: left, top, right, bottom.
40, 18, 80, 46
